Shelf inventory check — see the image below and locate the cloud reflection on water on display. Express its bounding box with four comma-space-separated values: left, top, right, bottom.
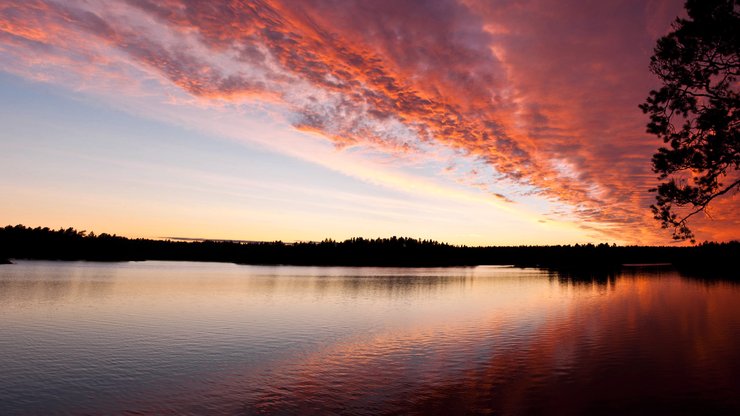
0, 261, 739, 414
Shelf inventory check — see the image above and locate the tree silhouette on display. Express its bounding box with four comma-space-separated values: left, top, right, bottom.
640, 0, 739, 242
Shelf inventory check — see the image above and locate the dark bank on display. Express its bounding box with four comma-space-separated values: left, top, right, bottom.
1, 225, 736, 277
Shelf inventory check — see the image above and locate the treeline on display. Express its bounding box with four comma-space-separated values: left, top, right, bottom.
0, 225, 737, 275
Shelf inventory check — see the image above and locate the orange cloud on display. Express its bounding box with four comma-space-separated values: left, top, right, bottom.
1, 0, 735, 243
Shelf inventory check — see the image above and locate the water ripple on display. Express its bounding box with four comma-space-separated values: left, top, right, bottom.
0, 261, 739, 414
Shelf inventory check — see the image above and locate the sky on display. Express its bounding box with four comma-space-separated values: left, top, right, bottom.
0, 0, 737, 245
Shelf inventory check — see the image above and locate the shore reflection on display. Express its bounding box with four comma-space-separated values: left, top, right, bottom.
0, 261, 738, 414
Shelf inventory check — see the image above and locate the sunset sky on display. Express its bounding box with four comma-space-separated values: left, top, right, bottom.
1, 0, 737, 245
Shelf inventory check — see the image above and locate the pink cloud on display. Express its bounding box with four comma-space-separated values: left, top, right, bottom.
1, 0, 735, 243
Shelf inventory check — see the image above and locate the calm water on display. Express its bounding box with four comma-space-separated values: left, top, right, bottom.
1, 261, 739, 415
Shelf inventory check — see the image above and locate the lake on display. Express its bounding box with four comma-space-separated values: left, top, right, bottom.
1, 260, 739, 414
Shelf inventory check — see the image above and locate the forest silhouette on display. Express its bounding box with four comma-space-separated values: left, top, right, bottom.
0, 225, 736, 277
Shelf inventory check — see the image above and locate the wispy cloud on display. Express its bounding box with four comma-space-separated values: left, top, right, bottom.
2, 0, 732, 243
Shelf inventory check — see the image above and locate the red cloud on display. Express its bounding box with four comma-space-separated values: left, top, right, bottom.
1, 0, 734, 243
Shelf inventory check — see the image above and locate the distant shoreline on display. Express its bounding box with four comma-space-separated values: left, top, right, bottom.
1, 225, 737, 277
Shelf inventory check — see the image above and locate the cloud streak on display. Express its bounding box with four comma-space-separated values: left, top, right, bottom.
1, 0, 733, 243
